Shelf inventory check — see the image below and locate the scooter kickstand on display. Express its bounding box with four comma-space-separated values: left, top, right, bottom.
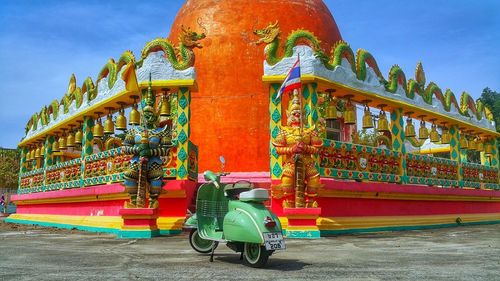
239, 252, 243, 260
210, 243, 216, 262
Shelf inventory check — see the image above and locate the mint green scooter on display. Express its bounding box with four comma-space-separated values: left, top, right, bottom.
184, 157, 285, 268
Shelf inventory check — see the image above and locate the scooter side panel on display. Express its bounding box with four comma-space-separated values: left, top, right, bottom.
223, 201, 283, 244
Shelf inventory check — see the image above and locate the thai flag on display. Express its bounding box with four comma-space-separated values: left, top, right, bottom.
276, 56, 301, 100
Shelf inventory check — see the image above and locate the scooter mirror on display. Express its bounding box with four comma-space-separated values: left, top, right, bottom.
219, 155, 225, 173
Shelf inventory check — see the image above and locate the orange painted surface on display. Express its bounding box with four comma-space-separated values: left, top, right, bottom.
169, 0, 342, 172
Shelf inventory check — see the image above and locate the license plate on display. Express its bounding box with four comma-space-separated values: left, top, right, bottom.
263, 232, 286, 250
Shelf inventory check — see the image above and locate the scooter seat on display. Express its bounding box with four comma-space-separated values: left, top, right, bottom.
224, 181, 253, 199
239, 188, 269, 202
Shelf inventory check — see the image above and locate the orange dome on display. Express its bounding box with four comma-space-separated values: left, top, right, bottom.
169, 0, 342, 172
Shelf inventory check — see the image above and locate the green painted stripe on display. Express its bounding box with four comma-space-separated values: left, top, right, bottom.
320, 220, 500, 236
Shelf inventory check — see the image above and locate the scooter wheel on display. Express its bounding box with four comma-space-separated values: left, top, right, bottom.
189, 229, 218, 254
243, 243, 270, 268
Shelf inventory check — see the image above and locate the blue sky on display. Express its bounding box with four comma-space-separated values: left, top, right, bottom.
0, 0, 499, 148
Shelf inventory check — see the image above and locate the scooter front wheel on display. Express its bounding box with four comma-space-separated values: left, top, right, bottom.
243, 243, 271, 268
189, 229, 218, 254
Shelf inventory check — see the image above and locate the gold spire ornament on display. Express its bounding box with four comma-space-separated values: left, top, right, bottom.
362, 104, 373, 129
404, 114, 416, 138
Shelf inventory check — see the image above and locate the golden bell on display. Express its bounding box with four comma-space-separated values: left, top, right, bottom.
116, 110, 127, 130
476, 140, 484, 152
75, 130, 83, 145
104, 115, 114, 135
39, 144, 45, 158
418, 121, 429, 140
159, 97, 171, 117
459, 134, 468, 149
377, 111, 390, 132
52, 139, 60, 152
468, 138, 477, 150
129, 104, 140, 126
93, 120, 104, 138
343, 102, 356, 124
325, 101, 337, 120
441, 128, 450, 144
485, 142, 493, 155
35, 147, 41, 159
66, 132, 75, 148
26, 149, 33, 161
429, 125, 440, 143
405, 118, 416, 138
362, 106, 373, 129
59, 135, 67, 149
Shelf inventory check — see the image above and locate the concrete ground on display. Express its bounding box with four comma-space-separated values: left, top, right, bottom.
0, 219, 498, 281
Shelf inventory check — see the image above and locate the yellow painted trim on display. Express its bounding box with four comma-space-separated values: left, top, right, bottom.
138, 79, 195, 88
317, 213, 500, 230
262, 74, 500, 137
7, 213, 123, 229
416, 147, 451, 154
317, 189, 500, 202
120, 225, 159, 230
286, 225, 319, 231
157, 217, 185, 230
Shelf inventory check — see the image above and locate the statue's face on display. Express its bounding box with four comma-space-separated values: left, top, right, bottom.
287, 109, 301, 127
143, 107, 156, 126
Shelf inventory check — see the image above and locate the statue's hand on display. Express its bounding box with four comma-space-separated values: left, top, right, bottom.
139, 144, 151, 157
293, 142, 305, 154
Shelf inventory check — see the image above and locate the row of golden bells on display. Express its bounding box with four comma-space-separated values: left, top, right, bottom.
33, 99, 172, 154
327, 101, 495, 154
93, 99, 171, 138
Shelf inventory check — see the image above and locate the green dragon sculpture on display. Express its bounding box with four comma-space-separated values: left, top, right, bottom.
253, 21, 326, 65
253, 22, 494, 124
82, 77, 97, 103
139, 25, 205, 70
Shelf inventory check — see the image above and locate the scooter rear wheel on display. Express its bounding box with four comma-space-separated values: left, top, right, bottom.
243, 243, 270, 268
189, 229, 218, 254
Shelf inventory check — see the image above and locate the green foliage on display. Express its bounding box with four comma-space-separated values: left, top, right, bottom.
480, 87, 500, 132
0, 149, 20, 188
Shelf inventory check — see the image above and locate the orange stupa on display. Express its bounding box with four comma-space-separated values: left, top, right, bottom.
169, 0, 343, 173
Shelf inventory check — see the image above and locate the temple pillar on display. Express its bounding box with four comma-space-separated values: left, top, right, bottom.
175, 87, 191, 180
269, 83, 283, 181
390, 108, 406, 183
80, 116, 94, 186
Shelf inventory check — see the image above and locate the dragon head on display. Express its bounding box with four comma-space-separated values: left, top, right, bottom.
179, 25, 206, 48
254, 21, 280, 45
